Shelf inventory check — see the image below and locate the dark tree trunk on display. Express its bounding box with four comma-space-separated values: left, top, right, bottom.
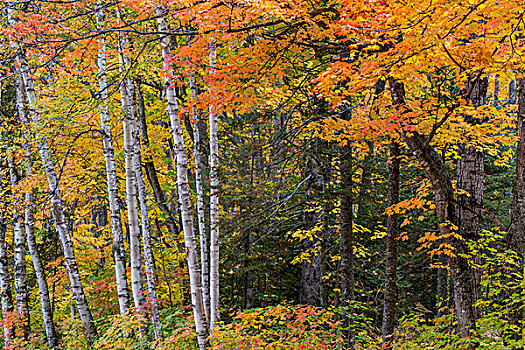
136, 81, 183, 253
436, 252, 449, 316
390, 78, 476, 342
382, 142, 400, 348
507, 78, 525, 338
508, 79, 525, 256
300, 157, 323, 306
339, 143, 355, 348
458, 76, 487, 314
241, 229, 250, 310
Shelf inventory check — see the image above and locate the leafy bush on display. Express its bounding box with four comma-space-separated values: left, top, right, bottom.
209, 304, 344, 349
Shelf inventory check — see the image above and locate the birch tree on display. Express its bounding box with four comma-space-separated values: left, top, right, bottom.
6, 4, 98, 338
13, 70, 58, 349
190, 72, 210, 323
155, 6, 208, 349
0, 209, 12, 349
7, 159, 29, 339
117, 48, 147, 320
96, 4, 131, 318
208, 40, 220, 332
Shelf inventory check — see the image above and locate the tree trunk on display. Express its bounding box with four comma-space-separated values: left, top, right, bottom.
507, 78, 525, 338
458, 76, 487, 314
6, 9, 98, 336
136, 82, 183, 253
382, 142, 400, 348
209, 40, 221, 332
130, 81, 162, 339
390, 78, 476, 341
339, 143, 355, 348
8, 159, 30, 341
301, 157, 323, 307
15, 60, 98, 345
13, 68, 58, 348
155, 7, 208, 349
118, 47, 146, 322
0, 214, 12, 349
96, 6, 131, 318
190, 72, 211, 324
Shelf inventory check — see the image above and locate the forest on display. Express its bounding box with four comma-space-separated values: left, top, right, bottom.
0, 0, 523, 349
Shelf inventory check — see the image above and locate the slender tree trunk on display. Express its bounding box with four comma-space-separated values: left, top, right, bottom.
136, 82, 183, 253
390, 78, 476, 342
507, 78, 525, 338
382, 142, 400, 348
24, 191, 58, 348
8, 23, 98, 339
190, 72, 210, 324
339, 143, 355, 348
209, 39, 221, 332
15, 63, 98, 346
117, 11, 161, 337
155, 8, 208, 349
118, 48, 146, 321
8, 159, 30, 340
13, 68, 58, 348
129, 81, 162, 339
96, 6, 131, 317
0, 213, 12, 349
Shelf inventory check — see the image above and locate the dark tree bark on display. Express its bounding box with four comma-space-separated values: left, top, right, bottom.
507, 78, 525, 337
458, 76, 487, 313
382, 142, 400, 348
136, 81, 183, 254
300, 156, 323, 306
508, 79, 525, 255
390, 78, 476, 341
339, 143, 355, 347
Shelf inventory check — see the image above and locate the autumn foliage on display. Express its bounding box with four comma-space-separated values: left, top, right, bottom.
0, 0, 525, 349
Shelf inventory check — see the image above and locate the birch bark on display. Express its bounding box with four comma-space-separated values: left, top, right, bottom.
126, 76, 162, 338
117, 48, 146, 320
155, 7, 208, 349
190, 72, 210, 323
208, 40, 220, 332
13, 69, 58, 348
8, 159, 30, 339
96, 5, 131, 318
7, 28, 98, 342
115, 13, 162, 334
0, 217, 12, 349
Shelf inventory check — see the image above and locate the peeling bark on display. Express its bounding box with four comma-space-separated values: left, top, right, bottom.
155, 7, 208, 349
96, 5, 131, 318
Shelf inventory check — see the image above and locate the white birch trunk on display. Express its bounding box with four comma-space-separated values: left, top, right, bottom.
190, 72, 210, 324
13, 70, 58, 349
119, 19, 162, 333
117, 23, 161, 333
117, 39, 146, 322
129, 81, 163, 340
155, 7, 208, 349
96, 5, 131, 318
0, 217, 12, 348
8, 37, 98, 344
208, 40, 221, 332
8, 159, 30, 339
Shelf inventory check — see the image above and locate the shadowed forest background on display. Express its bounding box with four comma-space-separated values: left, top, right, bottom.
0, 0, 524, 349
